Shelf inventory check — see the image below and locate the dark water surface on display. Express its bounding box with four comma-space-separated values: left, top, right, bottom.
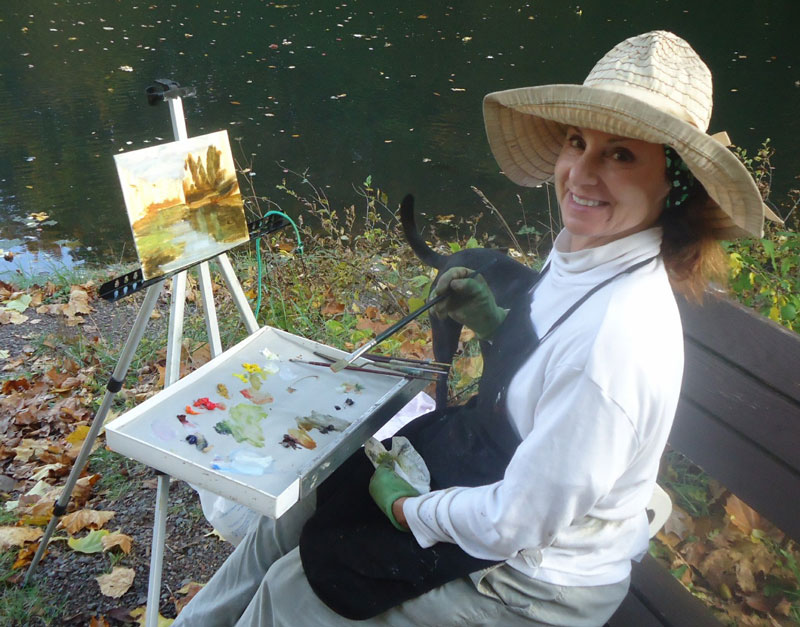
1, 0, 798, 275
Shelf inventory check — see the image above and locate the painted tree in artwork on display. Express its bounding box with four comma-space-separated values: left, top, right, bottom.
184, 145, 235, 203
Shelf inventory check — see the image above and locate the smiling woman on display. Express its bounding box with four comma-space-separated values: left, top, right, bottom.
555, 127, 670, 252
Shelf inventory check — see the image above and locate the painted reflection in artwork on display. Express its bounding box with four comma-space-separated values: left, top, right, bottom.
114, 130, 249, 279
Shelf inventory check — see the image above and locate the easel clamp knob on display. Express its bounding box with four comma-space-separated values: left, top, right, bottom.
146, 78, 197, 106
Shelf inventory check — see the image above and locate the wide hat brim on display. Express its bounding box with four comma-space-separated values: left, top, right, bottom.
483, 84, 765, 238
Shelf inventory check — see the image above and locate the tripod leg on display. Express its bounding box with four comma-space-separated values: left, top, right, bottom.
198, 261, 223, 358
22, 282, 164, 586
216, 253, 259, 334
146, 473, 171, 627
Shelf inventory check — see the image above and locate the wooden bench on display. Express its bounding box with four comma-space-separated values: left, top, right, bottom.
607, 292, 800, 626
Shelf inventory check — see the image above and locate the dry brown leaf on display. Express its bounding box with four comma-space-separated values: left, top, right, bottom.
96, 566, 135, 598
664, 505, 695, 541
725, 494, 765, 535
102, 531, 133, 554
174, 581, 205, 614
774, 597, 793, 616
0, 309, 28, 325
59, 509, 115, 534
321, 300, 345, 315
0, 526, 44, 549
698, 548, 737, 591
35, 303, 64, 316
743, 593, 771, 612
735, 559, 757, 593
90, 616, 111, 627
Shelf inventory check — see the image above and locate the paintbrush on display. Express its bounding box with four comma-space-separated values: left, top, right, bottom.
329, 259, 498, 373
289, 359, 438, 381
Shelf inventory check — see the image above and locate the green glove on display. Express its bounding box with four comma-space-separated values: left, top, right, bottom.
430, 267, 508, 339
368, 462, 420, 531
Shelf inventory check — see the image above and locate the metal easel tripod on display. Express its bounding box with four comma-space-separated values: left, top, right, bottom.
23, 79, 279, 627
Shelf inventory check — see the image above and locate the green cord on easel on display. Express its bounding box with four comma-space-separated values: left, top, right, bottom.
254, 210, 303, 319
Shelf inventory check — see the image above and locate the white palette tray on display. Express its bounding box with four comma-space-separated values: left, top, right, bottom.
106, 326, 425, 518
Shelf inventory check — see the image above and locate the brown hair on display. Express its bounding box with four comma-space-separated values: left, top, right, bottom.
659, 184, 729, 302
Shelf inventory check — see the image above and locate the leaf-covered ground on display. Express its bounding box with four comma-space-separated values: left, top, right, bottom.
0, 279, 235, 625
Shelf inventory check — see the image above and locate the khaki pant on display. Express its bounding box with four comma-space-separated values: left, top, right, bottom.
174, 498, 629, 627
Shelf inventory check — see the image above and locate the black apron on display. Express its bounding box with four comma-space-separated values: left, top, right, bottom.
299, 255, 657, 620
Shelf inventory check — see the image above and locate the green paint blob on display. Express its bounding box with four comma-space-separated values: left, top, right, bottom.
214, 404, 269, 447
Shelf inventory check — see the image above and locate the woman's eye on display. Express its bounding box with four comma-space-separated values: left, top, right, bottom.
611, 148, 634, 162
567, 135, 585, 149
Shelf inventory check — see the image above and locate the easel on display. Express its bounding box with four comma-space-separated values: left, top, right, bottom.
23, 79, 286, 627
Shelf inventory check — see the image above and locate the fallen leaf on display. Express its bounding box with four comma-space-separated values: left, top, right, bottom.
664, 505, 695, 541
59, 509, 115, 534
102, 531, 133, 554
0, 308, 28, 324
68, 529, 109, 553
3, 293, 32, 313
174, 581, 204, 614
130, 606, 174, 626
725, 494, 766, 535
0, 526, 43, 549
12, 542, 42, 569
90, 616, 111, 627
66, 424, 91, 446
96, 566, 135, 598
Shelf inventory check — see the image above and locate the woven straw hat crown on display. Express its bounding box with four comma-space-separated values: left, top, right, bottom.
483, 30, 766, 238
584, 31, 713, 131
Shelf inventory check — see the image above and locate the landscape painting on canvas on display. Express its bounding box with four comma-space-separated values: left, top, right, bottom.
114, 130, 249, 279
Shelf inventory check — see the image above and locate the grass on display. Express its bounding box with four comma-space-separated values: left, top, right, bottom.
0, 551, 64, 626
89, 447, 143, 502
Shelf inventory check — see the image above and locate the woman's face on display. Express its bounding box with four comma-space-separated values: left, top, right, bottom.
554, 127, 670, 252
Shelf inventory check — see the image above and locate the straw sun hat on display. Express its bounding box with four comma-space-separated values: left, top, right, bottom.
483, 30, 776, 238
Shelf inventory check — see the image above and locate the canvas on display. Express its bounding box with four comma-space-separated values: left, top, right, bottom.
114, 130, 249, 280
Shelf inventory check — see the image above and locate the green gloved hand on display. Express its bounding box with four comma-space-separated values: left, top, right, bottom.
430, 267, 508, 339
368, 462, 420, 532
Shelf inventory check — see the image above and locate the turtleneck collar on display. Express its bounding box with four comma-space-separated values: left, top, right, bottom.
546, 227, 663, 285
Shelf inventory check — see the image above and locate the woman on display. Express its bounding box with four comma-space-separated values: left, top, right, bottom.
175, 31, 766, 626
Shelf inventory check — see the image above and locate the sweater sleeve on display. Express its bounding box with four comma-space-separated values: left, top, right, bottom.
402, 365, 641, 560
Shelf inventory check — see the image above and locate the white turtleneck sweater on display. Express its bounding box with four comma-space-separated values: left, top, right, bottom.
402, 227, 684, 587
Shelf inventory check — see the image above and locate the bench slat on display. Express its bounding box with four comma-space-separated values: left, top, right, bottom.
677, 294, 800, 404
681, 342, 800, 472
606, 591, 666, 626
627, 555, 721, 626
670, 399, 800, 541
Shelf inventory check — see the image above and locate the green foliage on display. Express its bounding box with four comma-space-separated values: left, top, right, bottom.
660, 450, 713, 518
723, 229, 800, 332
726, 138, 800, 333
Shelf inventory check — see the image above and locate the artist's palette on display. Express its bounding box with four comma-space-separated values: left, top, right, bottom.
106, 326, 424, 518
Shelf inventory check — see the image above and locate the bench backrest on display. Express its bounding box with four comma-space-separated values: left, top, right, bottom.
672, 293, 800, 541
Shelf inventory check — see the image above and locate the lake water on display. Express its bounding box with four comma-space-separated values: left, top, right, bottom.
1, 0, 798, 276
